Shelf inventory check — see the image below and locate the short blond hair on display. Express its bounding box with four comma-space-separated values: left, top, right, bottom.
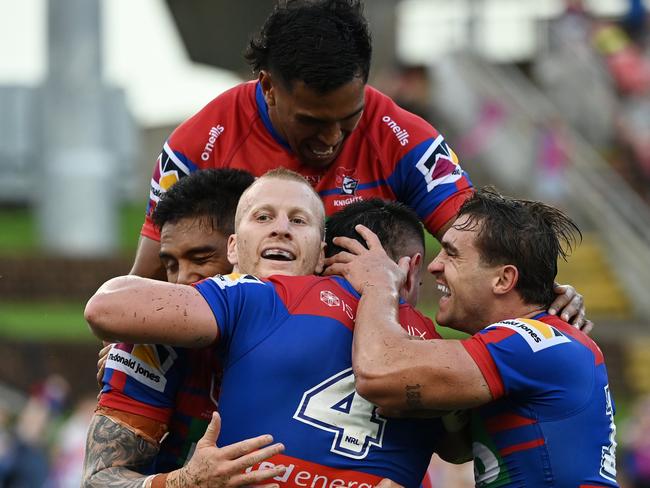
234, 167, 326, 237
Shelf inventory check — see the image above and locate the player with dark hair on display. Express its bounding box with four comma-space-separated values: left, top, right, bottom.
132, 0, 472, 279
325, 199, 426, 306
327, 188, 619, 487
82, 169, 291, 488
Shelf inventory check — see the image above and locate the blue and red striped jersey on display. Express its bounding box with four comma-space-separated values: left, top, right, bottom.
462, 313, 618, 487
142, 81, 473, 241
194, 273, 444, 487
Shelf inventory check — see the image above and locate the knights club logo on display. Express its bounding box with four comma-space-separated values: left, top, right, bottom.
335, 167, 359, 195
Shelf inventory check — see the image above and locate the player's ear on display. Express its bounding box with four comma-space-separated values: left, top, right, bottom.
314, 241, 326, 275
259, 71, 276, 107
226, 234, 239, 267
401, 252, 422, 305
493, 264, 518, 295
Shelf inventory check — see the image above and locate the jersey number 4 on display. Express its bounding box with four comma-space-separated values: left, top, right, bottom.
293, 368, 386, 459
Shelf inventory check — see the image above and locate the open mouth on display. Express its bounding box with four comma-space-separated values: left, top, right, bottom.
437, 283, 451, 297
261, 248, 296, 262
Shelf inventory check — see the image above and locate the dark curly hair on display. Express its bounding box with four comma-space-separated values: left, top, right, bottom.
325, 199, 424, 261
152, 169, 254, 236
245, 0, 372, 93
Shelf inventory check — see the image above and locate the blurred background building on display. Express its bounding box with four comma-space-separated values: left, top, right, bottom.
0, 0, 648, 485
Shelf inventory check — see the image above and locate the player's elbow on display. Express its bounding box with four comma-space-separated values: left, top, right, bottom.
354, 363, 401, 409
85, 292, 120, 341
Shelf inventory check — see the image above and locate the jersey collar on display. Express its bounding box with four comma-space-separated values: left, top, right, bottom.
255, 82, 292, 151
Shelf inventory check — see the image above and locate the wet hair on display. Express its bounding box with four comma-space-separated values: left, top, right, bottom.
325, 199, 424, 261
152, 169, 255, 235
245, 0, 372, 93
455, 187, 582, 307
235, 167, 326, 237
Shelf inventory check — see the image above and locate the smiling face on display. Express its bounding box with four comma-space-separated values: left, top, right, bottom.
228, 177, 325, 278
427, 216, 500, 334
159, 216, 232, 285
261, 72, 366, 169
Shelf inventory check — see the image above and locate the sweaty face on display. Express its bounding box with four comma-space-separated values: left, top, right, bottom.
159, 216, 232, 285
262, 73, 365, 169
228, 178, 325, 278
427, 216, 497, 334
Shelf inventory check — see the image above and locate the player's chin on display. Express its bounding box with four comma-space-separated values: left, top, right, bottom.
260, 259, 300, 277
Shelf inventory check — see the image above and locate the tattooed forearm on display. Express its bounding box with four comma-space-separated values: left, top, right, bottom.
405, 384, 423, 409
81, 414, 160, 488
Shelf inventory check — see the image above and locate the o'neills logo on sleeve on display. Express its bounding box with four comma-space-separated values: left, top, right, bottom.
382, 115, 409, 146
106, 348, 167, 392
200, 125, 225, 161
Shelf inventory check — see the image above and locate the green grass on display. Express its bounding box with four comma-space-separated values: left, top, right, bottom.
0, 302, 96, 342
0, 203, 144, 256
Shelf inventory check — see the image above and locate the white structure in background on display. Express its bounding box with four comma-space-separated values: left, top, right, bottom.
0, 0, 241, 256
396, 0, 645, 65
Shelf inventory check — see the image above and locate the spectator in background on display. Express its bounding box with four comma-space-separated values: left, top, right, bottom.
621, 395, 650, 488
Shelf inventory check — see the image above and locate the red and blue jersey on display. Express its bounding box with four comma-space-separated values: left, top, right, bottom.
461, 314, 619, 487
143, 81, 473, 241
99, 343, 221, 471
194, 273, 444, 487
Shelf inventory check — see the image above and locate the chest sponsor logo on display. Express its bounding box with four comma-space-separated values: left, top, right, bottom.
489, 319, 570, 352
382, 115, 409, 146
335, 167, 359, 195
106, 346, 171, 392
200, 125, 224, 161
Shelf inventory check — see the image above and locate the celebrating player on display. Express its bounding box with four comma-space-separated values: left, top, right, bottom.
132, 0, 469, 278
81, 169, 291, 487
326, 188, 619, 487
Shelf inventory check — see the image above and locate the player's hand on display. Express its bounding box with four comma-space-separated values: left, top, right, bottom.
548, 283, 592, 333
324, 225, 409, 295
168, 411, 285, 487
374, 479, 404, 488
96, 343, 113, 389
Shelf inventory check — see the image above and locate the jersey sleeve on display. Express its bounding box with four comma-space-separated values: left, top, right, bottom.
461, 319, 593, 409
99, 343, 187, 424
367, 88, 473, 236
388, 134, 473, 235
193, 274, 288, 366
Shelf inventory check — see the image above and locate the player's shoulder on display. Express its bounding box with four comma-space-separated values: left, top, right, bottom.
199, 272, 267, 290
481, 316, 579, 355
398, 303, 441, 339
361, 85, 441, 151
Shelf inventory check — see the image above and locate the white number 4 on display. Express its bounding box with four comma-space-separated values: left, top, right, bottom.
293, 368, 386, 459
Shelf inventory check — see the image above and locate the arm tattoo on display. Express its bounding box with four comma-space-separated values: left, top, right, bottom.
81, 414, 160, 488
405, 384, 423, 409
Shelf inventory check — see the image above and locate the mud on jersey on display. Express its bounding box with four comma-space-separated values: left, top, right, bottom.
462, 314, 618, 487
194, 273, 444, 487
142, 81, 473, 241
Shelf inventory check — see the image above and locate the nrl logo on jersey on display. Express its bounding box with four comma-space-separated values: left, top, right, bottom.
335, 167, 359, 195
490, 319, 570, 352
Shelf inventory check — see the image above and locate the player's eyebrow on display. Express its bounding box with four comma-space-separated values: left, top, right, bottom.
441, 240, 459, 255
